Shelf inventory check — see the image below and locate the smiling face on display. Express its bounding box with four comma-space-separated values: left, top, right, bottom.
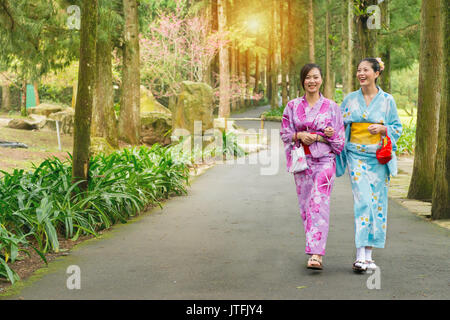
357, 61, 380, 87
303, 68, 323, 94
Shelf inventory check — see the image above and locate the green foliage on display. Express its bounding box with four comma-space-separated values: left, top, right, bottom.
139, 0, 180, 29
334, 88, 344, 105
396, 122, 415, 155
0, 0, 79, 80
221, 131, 247, 158
264, 105, 285, 118
384, 0, 421, 71
0, 144, 191, 284
391, 61, 419, 116
256, 97, 269, 107
39, 85, 73, 106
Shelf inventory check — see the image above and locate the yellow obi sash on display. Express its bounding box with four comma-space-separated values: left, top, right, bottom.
350, 123, 381, 145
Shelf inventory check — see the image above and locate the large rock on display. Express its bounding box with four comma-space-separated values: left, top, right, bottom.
0, 118, 11, 127
28, 114, 47, 129
28, 103, 64, 117
7, 119, 38, 130
141, 112, 172, 146
47, 108, 74, 134
140, 86, 171, 114
172, 81, 214, 137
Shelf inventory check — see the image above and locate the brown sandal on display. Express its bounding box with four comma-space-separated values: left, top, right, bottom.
307, 256, 323, 270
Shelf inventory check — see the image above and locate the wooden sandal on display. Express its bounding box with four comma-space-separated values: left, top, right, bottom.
352, 260, 367, 273
307, 256, 323, 270
366, 260, 377, 270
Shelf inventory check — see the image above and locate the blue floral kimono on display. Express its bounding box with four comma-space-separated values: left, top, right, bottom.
337, 87, 402, 249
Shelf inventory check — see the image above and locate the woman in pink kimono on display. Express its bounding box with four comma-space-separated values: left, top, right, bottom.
280, 64, 345, 270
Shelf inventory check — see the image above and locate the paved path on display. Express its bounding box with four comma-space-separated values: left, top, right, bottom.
3, 105, 449, 300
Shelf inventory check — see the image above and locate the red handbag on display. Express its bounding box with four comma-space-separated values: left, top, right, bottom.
376, 135, 392, 164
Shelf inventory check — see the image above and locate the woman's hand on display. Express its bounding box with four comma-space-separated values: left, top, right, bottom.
367, 124, 387, 135
298, 132, 317, 145
324, 127, 335, 138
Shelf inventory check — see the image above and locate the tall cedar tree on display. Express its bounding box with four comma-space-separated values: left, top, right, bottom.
431, 0, 449, 219
91, 0, 120, 148
408, 0, 443, 200
217, 0, 230, 117
119, 0, 141, 145
72, 0, 98, 190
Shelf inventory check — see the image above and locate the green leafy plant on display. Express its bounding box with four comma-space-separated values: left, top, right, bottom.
221, 131, 247, 158
396, 122, 416, 155
0, 143, 191, 284
263, 105, 285, 118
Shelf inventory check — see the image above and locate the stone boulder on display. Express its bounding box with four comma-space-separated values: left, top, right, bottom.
172, 81, 214, 137
28, 114, 47, 130
47, 108, 74, 134
7, 119, 38, 130
28, 103, 64, 117
140, 86, 171, 114
141, 112, 172, 146
0, 118, 11, 127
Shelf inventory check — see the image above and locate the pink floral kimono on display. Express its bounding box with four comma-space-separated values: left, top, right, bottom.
280, 94, 345, 255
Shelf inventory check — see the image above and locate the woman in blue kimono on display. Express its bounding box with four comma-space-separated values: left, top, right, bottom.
337, 58, 402, 272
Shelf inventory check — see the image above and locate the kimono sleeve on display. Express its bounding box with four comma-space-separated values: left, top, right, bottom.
280, 102, 296, 144
280, 101, 296, 172
326, 102, 345, 155
385, 96, 403, 152
336, 98, 351, 177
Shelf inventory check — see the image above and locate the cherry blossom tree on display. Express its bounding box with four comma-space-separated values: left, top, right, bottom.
140, 0, 225, 105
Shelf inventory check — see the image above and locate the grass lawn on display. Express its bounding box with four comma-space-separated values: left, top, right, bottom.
0, 126, 72, 173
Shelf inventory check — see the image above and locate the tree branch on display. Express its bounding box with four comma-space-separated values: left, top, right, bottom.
0, 0, 15, 31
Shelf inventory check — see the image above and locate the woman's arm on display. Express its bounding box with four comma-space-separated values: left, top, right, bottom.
325, 102, 346, 155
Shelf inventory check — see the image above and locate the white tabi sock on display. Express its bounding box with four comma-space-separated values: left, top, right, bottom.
356, 247, 365, 262
365, 248, 373, 262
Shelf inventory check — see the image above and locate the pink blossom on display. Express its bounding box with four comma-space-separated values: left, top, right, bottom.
313, 232, 322, 241
317, 167, 334, 195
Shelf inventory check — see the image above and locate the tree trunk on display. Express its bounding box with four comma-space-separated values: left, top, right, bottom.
408, 0, 443, 200
324, 0, 334, 99
379, 0, 391, 92
72, 0, 98, 190
119, 0, 140, 145
240, 49, 245, 109
267, 50, 272, 102
71, 82, 77, 109
280, 0, 288, 107
236, 48, 241, 109
254, 53, 260, 96
217, 0, 230, 117
20, 82, 26, 116
342, 0, 354, 95
1, 84, 10, 111
348, 0, 355, 92
230, 41, 236, 111
270, 0, 278, 109
308, 0, 315, 62
431, 0, 449, 219
288, 0, 296, 100
245, 49, 250, 107
33, 82, 40, 106
92, 27, 118, 148
354, 0, 378, 65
